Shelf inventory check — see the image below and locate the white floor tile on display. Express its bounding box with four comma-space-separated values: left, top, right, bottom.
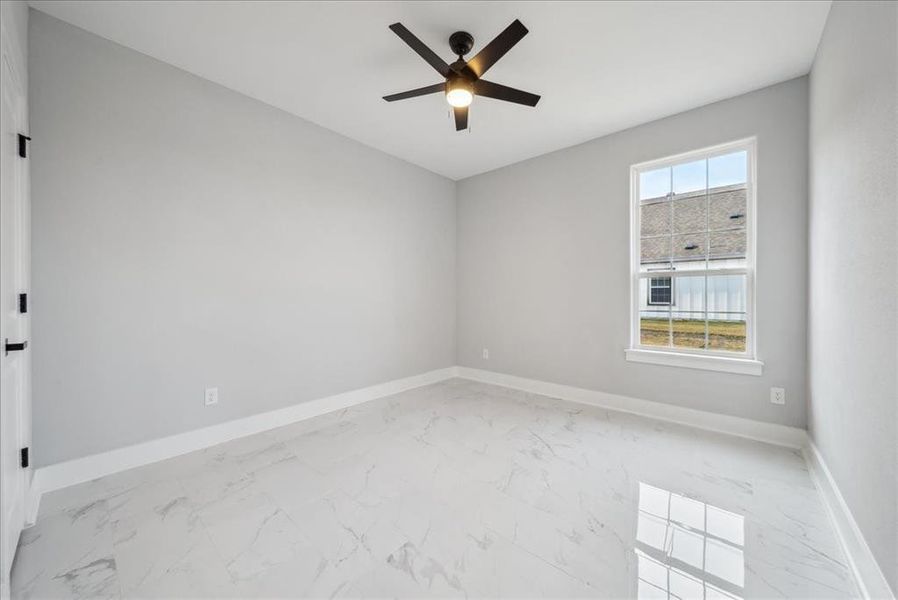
12, 379, 858, 598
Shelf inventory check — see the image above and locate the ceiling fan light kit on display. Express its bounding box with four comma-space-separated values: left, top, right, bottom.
446, 76, 473, 108
383, 19, 540, 131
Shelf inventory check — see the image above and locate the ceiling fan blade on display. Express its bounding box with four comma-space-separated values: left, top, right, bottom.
464, 19, 529, 79
454, 106, 468, 131
389, 23, 451, 77
474, 80, 540, 107
383, 83, 445, 102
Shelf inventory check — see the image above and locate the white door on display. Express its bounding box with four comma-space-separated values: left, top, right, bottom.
0, 44, 29, 592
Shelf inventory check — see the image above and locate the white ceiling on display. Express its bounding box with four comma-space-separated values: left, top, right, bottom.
29, 1, 831, 180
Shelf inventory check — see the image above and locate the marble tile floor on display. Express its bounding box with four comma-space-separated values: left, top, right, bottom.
11, 379, 857, 599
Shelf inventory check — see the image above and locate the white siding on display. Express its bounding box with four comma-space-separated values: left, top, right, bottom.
639, 260, 746, 321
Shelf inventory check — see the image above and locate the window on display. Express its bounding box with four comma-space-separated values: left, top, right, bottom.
648, 277, 673, 306
626, 139, 763, 375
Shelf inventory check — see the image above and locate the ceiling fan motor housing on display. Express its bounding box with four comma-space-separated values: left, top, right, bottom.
449, 31, 474, 57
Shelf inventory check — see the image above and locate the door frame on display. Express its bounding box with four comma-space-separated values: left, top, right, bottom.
0, 17, 31, 596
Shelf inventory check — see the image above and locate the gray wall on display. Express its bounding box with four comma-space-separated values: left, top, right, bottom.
1, 1, 28, 88
808, 1, 897, 592
29, 12, 456, 467
457, 77, 809, 427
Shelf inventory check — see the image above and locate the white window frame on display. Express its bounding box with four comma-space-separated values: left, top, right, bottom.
625, 138, 763, 376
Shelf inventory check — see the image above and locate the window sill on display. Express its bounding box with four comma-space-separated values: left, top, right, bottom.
625, 348, 764, 376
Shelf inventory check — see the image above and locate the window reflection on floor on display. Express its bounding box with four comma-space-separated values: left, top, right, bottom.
636, 482, 744, 599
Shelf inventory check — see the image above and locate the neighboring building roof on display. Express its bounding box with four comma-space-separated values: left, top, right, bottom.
641, 184, 747, 263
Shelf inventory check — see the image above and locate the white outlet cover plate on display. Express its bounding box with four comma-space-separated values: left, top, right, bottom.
205, 387, 219, 406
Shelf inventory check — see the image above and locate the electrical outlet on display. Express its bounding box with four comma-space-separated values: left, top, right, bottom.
770, 387, 785, 405
204, 387, 219, 406
482, 348, 489, 360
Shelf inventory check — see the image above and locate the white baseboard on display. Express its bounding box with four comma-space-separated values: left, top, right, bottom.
30, 365, 809, 518
803, 441, 894, 600
24, 475, 40, 526
30, 367, 458, 508
456, 367, 808, 449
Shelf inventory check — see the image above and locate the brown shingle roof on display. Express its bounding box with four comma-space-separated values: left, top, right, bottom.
640, 184, 746, 263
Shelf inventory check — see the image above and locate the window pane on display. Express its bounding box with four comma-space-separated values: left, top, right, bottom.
709, 186, 747, 231
709, 230, 746, 262
640, 314, 670, 347
640, 200, 670, 237
673, 159, 707, 195
671, 276, 706, 350
640, 167, 673, 271
708, 317, 746, 352
640, 166, 670, 200
672, 233, 707, 261
672, 194, 707, 235
639, 279, 670, 347
707, 274, 747, 352
640, 236, 672, 271
709, 151, 747, 188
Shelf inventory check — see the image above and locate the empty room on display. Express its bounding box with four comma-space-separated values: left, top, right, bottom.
0, 1, 895, 598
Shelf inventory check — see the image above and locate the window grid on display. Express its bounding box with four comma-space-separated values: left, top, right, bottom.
630, 139, 756, 359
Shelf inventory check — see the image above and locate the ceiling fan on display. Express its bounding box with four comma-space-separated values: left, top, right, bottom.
383, 19, 541, 131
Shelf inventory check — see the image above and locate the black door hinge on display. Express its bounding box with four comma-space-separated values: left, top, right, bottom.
19, 292, 27, 314
18, 134, 31, 158
20, 447, 29, 468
